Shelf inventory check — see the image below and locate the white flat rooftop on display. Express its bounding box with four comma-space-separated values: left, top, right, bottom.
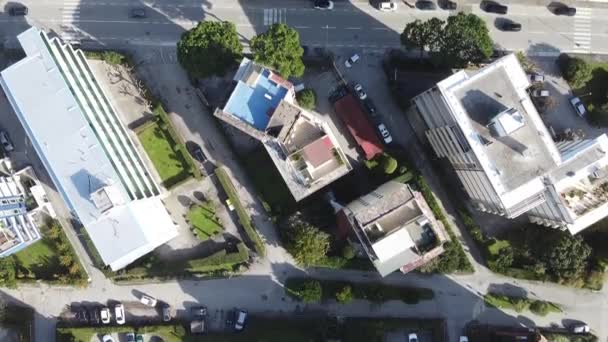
0, 27, 177, 270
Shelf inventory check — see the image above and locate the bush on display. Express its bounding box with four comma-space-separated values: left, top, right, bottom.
186, 243, 249, 273
296, 89, 316, 110
382, 155, 398, 175
341, 245, 356, 260
558, 54, 592, 89
335, 285, 353, 304
286, 279, 323, 303
529, 300, 551, 316
102, 51, 124, 65
489, 246, 514, 273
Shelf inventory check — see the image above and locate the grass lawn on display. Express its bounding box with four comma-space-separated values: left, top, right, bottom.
137, 122, 191, 188
57, 325, 188, 342
14, 238, 62, 279
487, 239, 510, 257
187, 201, 223, 240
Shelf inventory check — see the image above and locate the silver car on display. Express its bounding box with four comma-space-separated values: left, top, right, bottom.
570, 97, 586, 117
0, 131, 14, 152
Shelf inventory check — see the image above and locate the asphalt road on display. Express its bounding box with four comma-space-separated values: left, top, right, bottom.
0, 0, 607, 55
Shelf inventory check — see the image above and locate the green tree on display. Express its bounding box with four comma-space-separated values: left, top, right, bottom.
341, 245, 356, 260
102, 51, 124, 66
283, 213, 330, 266
0, 257, 16, 288
335, 285, 353, 304
298, 280, 322, 303
177, 21, 242, 78
529, 300, 551, 316
436, 13, 493, 67
542, 234, 591, 280
296, 89, 316, 110
0, 297, 7, 322
489, 246, 514, 273
400, 18, 444, 58
382, 155, 398, 175
558, 55, 592, 89
251, 24, 305, 78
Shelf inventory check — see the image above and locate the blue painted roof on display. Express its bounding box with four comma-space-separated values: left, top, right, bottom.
224, 69, 288, 131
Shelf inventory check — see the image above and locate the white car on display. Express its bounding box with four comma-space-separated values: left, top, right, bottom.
345, 54, 360, 68
379, 1, 398, 11
140, 294, 157, 307
571, 323, 590, 334
354, 84, 367, 100
234, 308, 248, 331
378, 124, 393, 144
459, 336, 469, 342
114, 304, 125, 325
528, 72, 545, 83
100, 307, 111, 324
570, 97, 586, 117
408, 333, 418, 342
102, 335, 114, 342
225, 199, 235, 211
0, 131, 14, 152
531, 89, 549, 97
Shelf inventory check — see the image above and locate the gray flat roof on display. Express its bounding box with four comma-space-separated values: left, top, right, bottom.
453, 66, 557, 191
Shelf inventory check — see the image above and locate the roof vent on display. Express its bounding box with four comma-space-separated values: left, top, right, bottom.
488, 108, 525, 137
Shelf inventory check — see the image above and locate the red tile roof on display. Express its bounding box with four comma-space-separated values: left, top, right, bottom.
302, 136, 334, 168
333, 95, 383, 160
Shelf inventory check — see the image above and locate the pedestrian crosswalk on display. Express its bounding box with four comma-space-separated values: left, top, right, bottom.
572, 8, 592, 54
61, 0, 81, 43
263, 8, 286, 26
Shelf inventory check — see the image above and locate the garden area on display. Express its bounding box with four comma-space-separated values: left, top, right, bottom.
557, 54, 608, 126
284, 277, 434, 304
111, 242, 249, 282
57, 324, 189, 342
483, 293, 562, 317
0, 219, 87, 287
460, 209, 605, 290
187, 201, 223, 241
204, 316, 445, 342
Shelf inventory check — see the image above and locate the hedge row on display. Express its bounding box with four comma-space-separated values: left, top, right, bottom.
285, 277, 434, 304
153, 105, 202, 180
112, 242, 249, 281
413, 175, 474, 273
215, 167, 266, 257
57, 324, 187, 342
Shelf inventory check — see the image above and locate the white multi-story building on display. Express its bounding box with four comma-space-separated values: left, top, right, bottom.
0, 27, 178, 270
413, 54, 608, 234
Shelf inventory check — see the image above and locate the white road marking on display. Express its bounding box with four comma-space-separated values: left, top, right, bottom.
263, 8, 286, 26
346, 27, 362, 30
573, 8, 592, 53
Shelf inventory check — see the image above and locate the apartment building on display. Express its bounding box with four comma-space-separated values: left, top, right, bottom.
1, 27, 178, 270
214, 57, 352, 201
413, 53, 608, 234
336, 181, 448, 276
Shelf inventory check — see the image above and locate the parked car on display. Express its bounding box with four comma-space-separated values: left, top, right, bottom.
354, 84, 367, 100
500, 20, 522, 32
234, 308, 248, 331
75, 308, 89, 324
570, 97, 586, 117
162, 304, 172, 322
553, 4, 576, 16
102, 335, 114, 342
125, 333, 135, 342
314, 0, 334, 10
225, 309, 235, 327
378, 1, 397, 11
187, 144, 207, 164
191, 306, 208, 318
9, 5, 28, 16
416, 1, 437, 10
114, 304, 126, 325
129, 8, 146, 18
135, 334, 144, 342
100, 307, 111, 324
531, 89, 550, 97
363, 98, 377, 115
459, 336, 469, 342
440, 0, 457, 10
482, 1, 508, 14
89, 308, 101, 325
378, 124, 393, 144
345, 53, 360, 68
140, 294, 158, 307
570, 323, 590, 334
408, 333, 419, 342
225, 198, 235, 211
528, 72, 545, 83
0, 131, 14, 152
